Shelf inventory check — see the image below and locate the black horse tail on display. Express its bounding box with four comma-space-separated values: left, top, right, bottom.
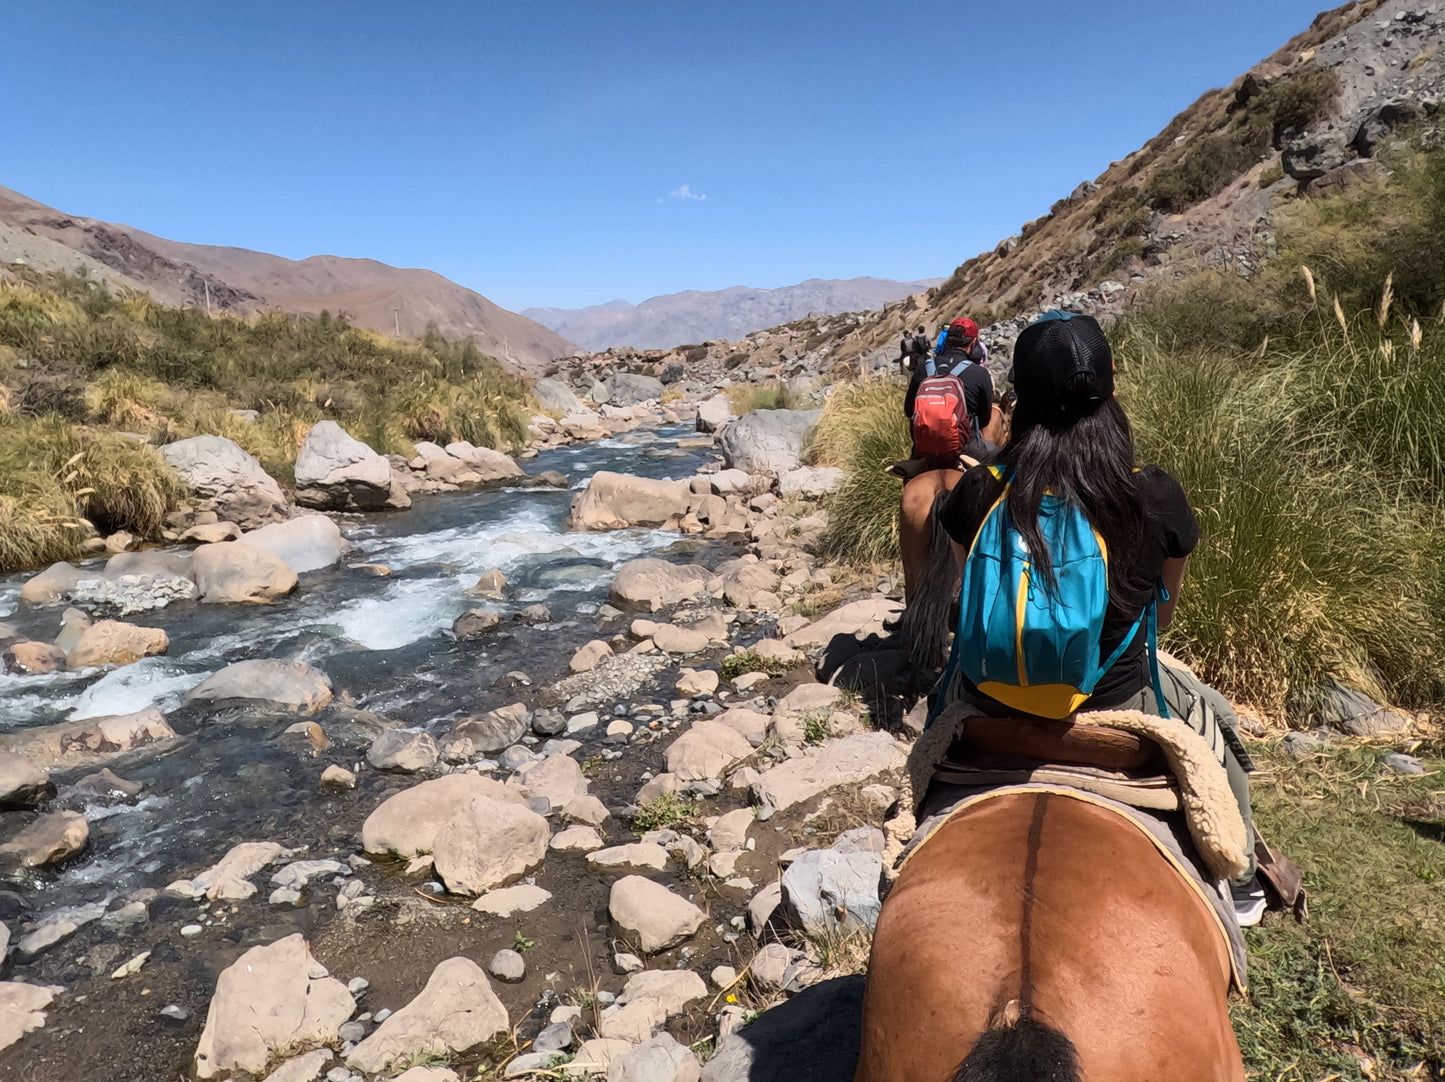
950, 1015, 1081, 1082
897, 489, 961, 679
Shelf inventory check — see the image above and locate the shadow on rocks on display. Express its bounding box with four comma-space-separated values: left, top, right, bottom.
816, 632, 917, 733
701, 975, 864, 1082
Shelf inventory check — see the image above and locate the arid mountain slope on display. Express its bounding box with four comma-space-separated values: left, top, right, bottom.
526, 276, 941, 351
0, 185, 576, 372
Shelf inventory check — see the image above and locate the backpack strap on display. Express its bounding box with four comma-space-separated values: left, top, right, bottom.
924, 356, 937, 378
1147, 584, 1171, 719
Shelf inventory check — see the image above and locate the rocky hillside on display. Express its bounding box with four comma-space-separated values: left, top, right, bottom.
525, 276, 940, 351
0, 185, 576, 373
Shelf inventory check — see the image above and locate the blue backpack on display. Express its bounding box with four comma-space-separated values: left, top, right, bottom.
934, 466, 1168, 722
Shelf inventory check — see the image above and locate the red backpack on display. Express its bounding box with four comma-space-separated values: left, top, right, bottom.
910, 358, 976, 455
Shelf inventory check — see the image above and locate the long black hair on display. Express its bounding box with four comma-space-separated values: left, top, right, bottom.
997, 393, 1144, 611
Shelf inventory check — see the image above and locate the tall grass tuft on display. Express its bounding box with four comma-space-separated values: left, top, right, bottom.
808, 377, 912, 563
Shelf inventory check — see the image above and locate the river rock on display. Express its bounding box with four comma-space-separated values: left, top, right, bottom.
176, 840, 288, 901
0, 753, 53, 809
0, 981, 60, 1054
665, 720, 755, 781
782, 598, 903, 649
781, 849, 883, 932
186, 659, 333, 714
777, 467, 845, 499
598, 997, 666, 1043
261, 1049, 334, 1082
161, 435, 288, 529
510, 752, 589, 806
181, 522, 243, 545
294, 421, 398, 511
571, 639, 614, 672
749, 943, 808, 993
619, 969, 708, 1015
3, 641, 66, 675
320, 764, 357, 791
676, 668, 719, 696
489, 948, 526, 982
721, 564, 780, 609
432, 795, 550, 894
0, 708, 177, 766
610, 559, 713, 613
453, 608, 502, 639
452, 702, 531, 752
607, 1032, 702, 1082
240, 515, 347, 573
563, 794, 611, 825
715, 707, 770, 746
750, 732, 906, 811
192, 541, 299, 603
534, 379, 585, 416
568, 1039, 635, 1076
64, 619, 168, 669
193, 934, 354, 1079
367, 730, 440, 773
587, 843, 669, 870
606, 373, 665, 406
708, 808, 755, 851
653, 625, 710, 655
20, 563, 86, 606
776, 683, 842, 714
468, 568, 508, 599
551, 825, 604, 852
445, 441, 526, 483
718, 409, 820, 475
570, 472, 692, 530
610, 876, 706, 953
346, 957, 508, 1074
363, 774, 519, 857
0, 811, 88, 868
471, 883, 552, 917
695, 394, 733, 434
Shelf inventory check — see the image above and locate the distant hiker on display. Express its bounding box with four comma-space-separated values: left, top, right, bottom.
902, 319, 997, 463
898, 326, 932, 373
933, 316, 989, 366
927, 311, 1267, 925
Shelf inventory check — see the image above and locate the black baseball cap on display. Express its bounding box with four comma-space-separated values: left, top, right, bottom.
1011, 311, 1113, 414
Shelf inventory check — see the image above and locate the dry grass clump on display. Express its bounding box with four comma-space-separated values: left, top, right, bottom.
726, 381, 794, 414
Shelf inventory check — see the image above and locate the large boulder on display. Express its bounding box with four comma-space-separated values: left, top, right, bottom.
609, 1034, 703, 1082
184, 659, 333, 715
665, 720, 755, 781
609, 876, 707, 953
695, 394, 733, 434
240, 515, 347, 573
19, 563, 86, 607
718, 409, 821, 475
0, 982, 60, 1055
0, 753, 53, 809
294, 421, 397, 512
534, 379, 586, 416
0, 810, 88, 868
432, 795, 550, 894
451, 702, 530, 753
64, 620, 168, 669
192, 542, 298, 603
750, 732, 906, 812
0, 708, 176, 765
444, 442, 526, 483
361, 774, 518, 858
509, 753, 589, 807
193, 934, 354, 1079
783, 598, 903, 649
346, 957, 507, 1074
607, 373, 666, 406
610, 559, 713, 613
781, 848, 884, 932
570, 472, 692, 530
161, 435, 288, 528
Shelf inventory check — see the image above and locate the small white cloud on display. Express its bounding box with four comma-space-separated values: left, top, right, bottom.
667, 184, 706, 201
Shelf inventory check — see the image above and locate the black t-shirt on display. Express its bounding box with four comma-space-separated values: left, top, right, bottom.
937, 463, 1199, 707
903, 349, 994, 435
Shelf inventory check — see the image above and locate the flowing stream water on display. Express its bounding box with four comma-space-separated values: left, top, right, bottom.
0, 425, 718, 917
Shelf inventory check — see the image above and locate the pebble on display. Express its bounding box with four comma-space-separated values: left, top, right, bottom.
711, 965, 739, 989
1384, 752, 1426, 775
338, 1021, 367, 1042
180, 924, 202, 937
159, 1004, 189, 1023
348, 976, 370, 996
490, 948, 527, 982
614, 952, 644, 973
533, 1020, 574, 1053
372, 1008, 392, 1023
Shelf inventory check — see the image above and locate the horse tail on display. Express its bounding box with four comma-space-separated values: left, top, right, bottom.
950, 1013, 1081, 1082
898, 489, 960, 678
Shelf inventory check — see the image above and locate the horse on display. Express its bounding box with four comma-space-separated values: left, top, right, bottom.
854, 789, 1245, 1081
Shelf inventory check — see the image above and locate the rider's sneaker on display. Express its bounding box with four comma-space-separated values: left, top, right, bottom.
1231, 876, 1267, 927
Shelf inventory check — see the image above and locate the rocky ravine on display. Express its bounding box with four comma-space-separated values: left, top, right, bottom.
0, 386, 923, 1082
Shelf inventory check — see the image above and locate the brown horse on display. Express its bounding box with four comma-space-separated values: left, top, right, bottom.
855, 790, 1244, 1082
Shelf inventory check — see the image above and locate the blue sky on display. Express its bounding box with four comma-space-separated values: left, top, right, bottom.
6, 0, 1328, 311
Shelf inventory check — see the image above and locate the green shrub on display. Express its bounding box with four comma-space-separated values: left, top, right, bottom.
726, 382, 792, 413
719, 649, 790, 680
631, 792, 699, 832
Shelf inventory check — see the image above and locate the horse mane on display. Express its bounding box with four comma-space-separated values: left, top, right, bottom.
950, 1014, 1081, 1082
897, 488, 960, 680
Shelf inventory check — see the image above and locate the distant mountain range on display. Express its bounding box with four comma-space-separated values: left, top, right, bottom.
525, 276, 942, 351
0, 185, 576, 372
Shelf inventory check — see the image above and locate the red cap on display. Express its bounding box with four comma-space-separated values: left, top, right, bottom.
950, 317, 980, 338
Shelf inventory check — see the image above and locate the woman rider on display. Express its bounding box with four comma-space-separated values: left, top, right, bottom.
933, 311, 1266, 924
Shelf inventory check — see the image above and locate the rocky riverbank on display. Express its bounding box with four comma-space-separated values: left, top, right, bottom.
0, 393, 924, 1082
